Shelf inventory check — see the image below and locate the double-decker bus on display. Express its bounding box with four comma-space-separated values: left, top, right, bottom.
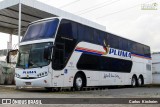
7, 17, 152, 90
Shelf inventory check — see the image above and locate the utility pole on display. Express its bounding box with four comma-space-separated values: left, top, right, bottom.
18, 0, 21, 46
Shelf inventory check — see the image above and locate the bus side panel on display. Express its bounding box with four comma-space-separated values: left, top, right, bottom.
63, 52, 82, 87
131, 57, 152, 85
99, 72, 130, 86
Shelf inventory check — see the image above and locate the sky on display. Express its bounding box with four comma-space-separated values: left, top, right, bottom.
0, 0, 160, 52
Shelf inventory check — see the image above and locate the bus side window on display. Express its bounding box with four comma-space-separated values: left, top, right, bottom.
128, 42, 131, 52
119, 38, 123, 50
71, 22, 78, 40
137, 44, 144, 55
77, 24, 85, 42
84, 26, 94, 43
84, 26, 89, 42
58, 22, 72, 39
90, 28, 94, 43
113, 36, 119, 49
94, 30, 100, 45
130, 42, 137, 53
122, 39, 128, 51
57, 20, 77, 41
144, 46, 150, 57
108, 34, 119, 49
107, 33, 112, 47
100, 32, 106, 46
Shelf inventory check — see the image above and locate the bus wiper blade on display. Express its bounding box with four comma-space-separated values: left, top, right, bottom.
29, 60, 42, 68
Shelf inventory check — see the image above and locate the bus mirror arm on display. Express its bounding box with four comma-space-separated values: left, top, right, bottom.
6, 54, 9, 63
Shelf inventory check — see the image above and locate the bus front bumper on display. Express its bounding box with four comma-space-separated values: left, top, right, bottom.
15, 77, 51, 87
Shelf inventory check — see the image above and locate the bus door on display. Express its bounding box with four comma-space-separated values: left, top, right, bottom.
52, 43, 65, 87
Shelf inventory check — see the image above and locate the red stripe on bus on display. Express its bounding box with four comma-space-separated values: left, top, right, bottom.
76, 47, 105, 55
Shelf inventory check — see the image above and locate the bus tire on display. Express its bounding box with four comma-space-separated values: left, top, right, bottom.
138, 76, 144, 87
131, 76, 137, 87
73, 74, 84, 91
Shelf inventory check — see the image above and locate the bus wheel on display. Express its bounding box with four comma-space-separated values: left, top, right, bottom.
131, 76, 137, 87
74, 74, 84, 91
138, 76, 143, 87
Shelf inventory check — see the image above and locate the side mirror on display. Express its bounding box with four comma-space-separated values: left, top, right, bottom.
44, 46, 53, 60
6, 49, 18, 63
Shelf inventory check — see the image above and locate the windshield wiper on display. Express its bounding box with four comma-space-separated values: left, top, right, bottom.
29, 60, 42, 68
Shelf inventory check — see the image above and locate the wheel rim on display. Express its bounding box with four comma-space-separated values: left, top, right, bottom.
132, 78, 136, 86
76, 77, 82, 88
138, 78, 142, 86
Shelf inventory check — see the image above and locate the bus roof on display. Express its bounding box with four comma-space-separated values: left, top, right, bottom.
30, 17, 150, 48
30, 17, 106, 31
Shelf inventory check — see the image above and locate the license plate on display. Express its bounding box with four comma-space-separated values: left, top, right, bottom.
25, 82, 31, 85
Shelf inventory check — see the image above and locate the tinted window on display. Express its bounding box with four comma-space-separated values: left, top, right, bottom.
131, 42, 137, 53
108, 34, 119, 49
77, 54, 100, 70
137, 44, 144, 55
58, 20, 78, 40
122, 39, 128, 51
128, 41, 137, 53
84, 27, 92, 42
100, 56, 132, 72
119, 38, 123, 50
22, 18, 59, 42
94, 30, 100, 44
99, 31, 106, 45
113, 36, 119, 49
77, 24, 85, 42
71, 22, 78, 39
77, 54, 133, 73
144, 46, 151, 57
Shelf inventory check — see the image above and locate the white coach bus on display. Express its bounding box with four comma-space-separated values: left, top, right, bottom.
7, 17, 152, 90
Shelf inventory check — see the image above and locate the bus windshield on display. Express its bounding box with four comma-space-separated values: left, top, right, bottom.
16, 42, 52, 69
21, 18, 59, 42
